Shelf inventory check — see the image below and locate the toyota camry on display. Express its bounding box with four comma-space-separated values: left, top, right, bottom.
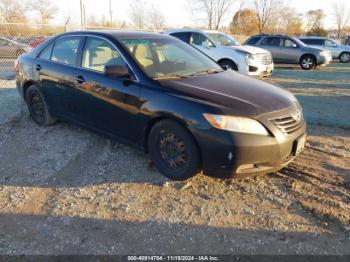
15, 31, 306, 180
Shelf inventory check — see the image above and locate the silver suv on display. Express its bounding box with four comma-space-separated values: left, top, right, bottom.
299, 36, 350, 63
245, 34, 332, 70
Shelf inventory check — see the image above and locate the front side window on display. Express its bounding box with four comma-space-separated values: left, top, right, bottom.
51, 37, 81, 66
325, 40, 337, 47
283, 39, 298, 48
82, 37, 126, 72
190, 33, 214, 47
120, 38, 222, 79
207, 33, 240, 46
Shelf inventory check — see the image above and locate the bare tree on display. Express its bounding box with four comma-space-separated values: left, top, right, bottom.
333, 1, 350, 39
213, 0, 234, 29
129, 0, 147, 29
189, 0, 234, 30
252, 0, 280, 33
0, 0, 29, 23
148, 5, 165, 30
306, 9, 326, 32
31, 0, 57, 24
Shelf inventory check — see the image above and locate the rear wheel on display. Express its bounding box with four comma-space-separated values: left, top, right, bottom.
148, 120, 200, 180
299, 55, 315, 70
25, 85, 57, 126
339, 52, 350, 63
219, 60, 238, 71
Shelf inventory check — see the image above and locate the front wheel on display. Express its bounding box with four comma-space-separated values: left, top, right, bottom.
219, 60, 238, 71
300, 55, 315, 70
25, 85, 57, 126
339, 52, 350, 63
148, 120, 201, 181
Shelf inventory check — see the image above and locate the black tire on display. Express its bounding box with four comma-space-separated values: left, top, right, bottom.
299, 55, 315, 70
16, 49, 25, 57
25, 85, 57, 126
148, 120, 200, 181
339, 52, 350, 63
219, 60, 238, 71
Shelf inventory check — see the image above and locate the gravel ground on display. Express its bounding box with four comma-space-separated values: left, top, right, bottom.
0, 64, 349, 255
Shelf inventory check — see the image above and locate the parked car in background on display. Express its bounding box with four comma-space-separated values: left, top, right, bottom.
0, 37, 32, 58
15, 31, 306, 180
345, 36, 350, 46
162, 29, 274, 77
299, 36, 350, 63
30, 37, 51, 48
244, 34, 332, 70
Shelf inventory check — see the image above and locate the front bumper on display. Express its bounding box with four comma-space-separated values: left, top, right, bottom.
318, 54, 332, 66
193, 107, 306, 178
246, 62, 274, 77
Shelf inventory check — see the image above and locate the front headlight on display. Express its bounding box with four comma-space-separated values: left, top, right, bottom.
237, 50, 257, 64
320, 51, 328, 57
203, 114, 269, 136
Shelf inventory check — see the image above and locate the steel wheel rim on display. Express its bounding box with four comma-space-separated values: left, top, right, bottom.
222, 64, 232, 70
29, 91, 45, 123
158, 130, 187, 168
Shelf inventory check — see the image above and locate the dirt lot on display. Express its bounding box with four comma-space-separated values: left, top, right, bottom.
0, 63, 349, 255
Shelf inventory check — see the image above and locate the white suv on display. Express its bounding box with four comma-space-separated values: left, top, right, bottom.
162, 29, 274, 77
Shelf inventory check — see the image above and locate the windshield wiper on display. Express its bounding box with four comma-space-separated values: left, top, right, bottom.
153, 74, 189, 80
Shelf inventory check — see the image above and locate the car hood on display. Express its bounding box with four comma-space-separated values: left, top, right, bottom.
303, 45, 324, 52
226, 45, 270, 55
158, 70, 296, 117
339, 44, 350, 51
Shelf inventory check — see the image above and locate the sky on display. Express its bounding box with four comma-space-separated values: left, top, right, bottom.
50, 0, 348, 30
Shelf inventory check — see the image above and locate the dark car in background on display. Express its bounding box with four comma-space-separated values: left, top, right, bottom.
245, 34, 332, 70
15, 31, 306, 180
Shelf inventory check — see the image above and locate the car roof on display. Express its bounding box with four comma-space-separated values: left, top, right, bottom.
58, 30, 171, 40
299, 36, 328, 39
162, 28, 205, 34
250, 34, 292, 38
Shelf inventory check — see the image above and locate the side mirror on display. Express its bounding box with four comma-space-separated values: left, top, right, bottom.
292, 43, 298, 48
104, 64, 131, 79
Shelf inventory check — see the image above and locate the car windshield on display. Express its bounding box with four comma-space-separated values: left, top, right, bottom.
120, 38, 223, 79
207, 32, 240, 46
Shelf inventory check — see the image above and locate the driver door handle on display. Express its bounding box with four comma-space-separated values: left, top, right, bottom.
74, 75, 86, 84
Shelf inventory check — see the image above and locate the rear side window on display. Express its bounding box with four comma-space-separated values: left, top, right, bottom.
170, 32, 191, 43
261, 37, 281, 46
246, 37, 261, 45
51, 37, 81, 66
39, 43, 53, 60
300, 38, 324, 45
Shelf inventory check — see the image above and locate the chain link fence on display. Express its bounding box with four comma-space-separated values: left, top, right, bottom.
0, 23, 249, 84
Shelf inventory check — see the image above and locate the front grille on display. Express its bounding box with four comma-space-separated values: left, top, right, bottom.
271, 116, 304, 135
257, 54, 272, 65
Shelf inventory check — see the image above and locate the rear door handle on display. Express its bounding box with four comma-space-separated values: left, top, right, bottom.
74, 75, 86, 84
35, 64, 41, 71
